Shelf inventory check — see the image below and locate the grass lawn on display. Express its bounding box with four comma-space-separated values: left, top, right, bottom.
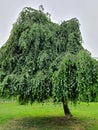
0, 101, 98, 130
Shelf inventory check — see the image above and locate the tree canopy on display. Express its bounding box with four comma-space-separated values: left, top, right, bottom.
0, 6, 98, 117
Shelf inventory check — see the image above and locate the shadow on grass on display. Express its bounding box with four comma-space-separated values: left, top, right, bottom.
3, 116, 87, 130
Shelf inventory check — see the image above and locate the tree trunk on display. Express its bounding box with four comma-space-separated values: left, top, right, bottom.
63, 102, 72, 119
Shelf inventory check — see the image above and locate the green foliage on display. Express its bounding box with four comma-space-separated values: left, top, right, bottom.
52, 49, 98, 103
52, 53, 77, 103
60, 18, 83, 54
76, 50, 98, 102
0, 7, 98, 106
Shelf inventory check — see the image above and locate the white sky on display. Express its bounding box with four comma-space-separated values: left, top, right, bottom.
0, 0, 98, 57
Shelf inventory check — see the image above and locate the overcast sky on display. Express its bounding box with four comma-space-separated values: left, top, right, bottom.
0, 0, 98, 57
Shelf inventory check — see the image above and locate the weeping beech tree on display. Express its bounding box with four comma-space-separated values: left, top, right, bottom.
0, 6, 98, 118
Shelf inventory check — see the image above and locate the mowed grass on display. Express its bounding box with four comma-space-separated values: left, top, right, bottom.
0, 101, 98, 130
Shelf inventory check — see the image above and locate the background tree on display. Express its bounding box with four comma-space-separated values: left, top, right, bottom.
0, 7, 98, 118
